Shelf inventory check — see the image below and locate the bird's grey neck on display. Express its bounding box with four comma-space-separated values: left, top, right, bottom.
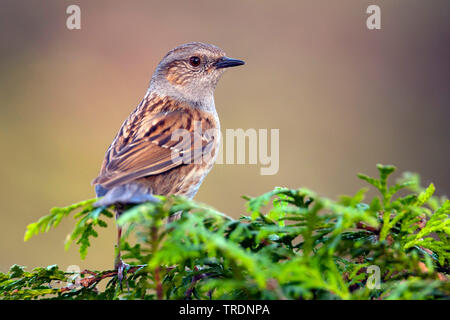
148, 78, 217, 114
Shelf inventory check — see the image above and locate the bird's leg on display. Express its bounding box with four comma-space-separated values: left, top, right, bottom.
113, 208, 148, 291
114, 225, 130, 290
114, 225, 124, 268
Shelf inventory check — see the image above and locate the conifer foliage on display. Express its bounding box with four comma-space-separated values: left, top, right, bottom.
1, 165, 448, 299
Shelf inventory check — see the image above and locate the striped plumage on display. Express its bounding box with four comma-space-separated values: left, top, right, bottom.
93, 92, 219, 202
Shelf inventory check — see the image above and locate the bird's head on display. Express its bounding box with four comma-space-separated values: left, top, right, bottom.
149, 42, 245, 108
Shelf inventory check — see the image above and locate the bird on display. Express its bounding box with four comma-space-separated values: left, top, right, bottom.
91, 42, 245, 275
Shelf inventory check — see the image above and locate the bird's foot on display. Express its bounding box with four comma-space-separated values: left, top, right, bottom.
115, 260, 146, 291
115, 259, 130, 291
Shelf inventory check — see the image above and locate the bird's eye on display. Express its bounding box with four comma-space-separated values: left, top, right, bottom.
189, 56, 201, 67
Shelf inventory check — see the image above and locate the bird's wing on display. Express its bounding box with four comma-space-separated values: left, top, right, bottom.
92, 108, 217, 189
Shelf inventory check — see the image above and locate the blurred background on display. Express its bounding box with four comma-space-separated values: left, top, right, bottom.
0, 0, 449, 272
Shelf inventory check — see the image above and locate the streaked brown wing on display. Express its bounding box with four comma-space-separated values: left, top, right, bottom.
92, 109, 216, 189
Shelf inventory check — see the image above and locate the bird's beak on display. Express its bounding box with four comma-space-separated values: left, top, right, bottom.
215, 56, 245, 69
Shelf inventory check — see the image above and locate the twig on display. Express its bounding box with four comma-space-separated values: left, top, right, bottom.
356, 222, 379, 234
60, 265, 145, 293
154, 266, 163, 300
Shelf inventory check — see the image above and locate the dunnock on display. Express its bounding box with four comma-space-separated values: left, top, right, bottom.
92, 42, 244, 272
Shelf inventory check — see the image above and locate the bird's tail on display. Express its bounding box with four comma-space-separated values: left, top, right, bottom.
94, 183, 159, 208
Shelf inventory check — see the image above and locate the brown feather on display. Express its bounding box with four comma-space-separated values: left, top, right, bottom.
92, 94, 218, 196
